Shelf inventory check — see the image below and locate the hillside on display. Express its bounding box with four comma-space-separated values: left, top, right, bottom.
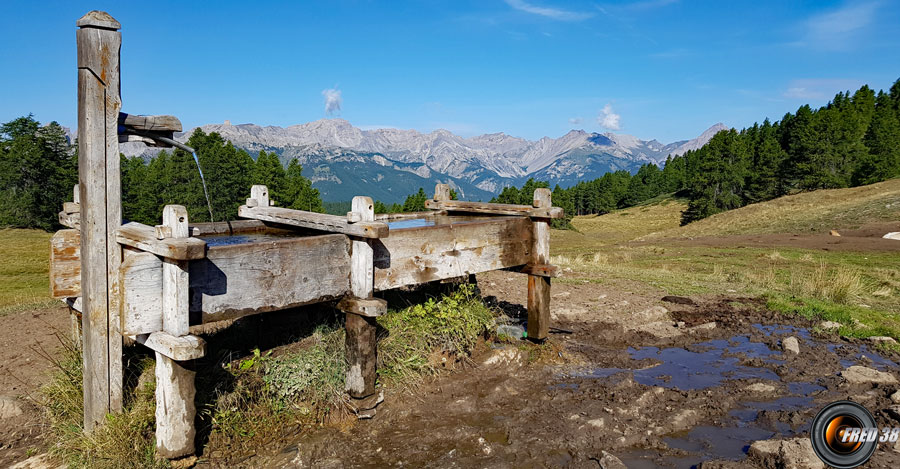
120, 120, 724, 203
647, 178, 900, 239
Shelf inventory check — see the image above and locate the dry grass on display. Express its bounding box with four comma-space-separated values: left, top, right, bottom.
645, 178, 900, 239
0, 228, 55, 315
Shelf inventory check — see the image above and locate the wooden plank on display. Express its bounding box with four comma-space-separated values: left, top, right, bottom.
527, 188, 552, 341
120, 251, 163, 335
59, 211, 80, 229
338, 297, 387, 318
118, 113, 182, 133
374, 217, 533, 291
188, 219, 268, 236
77, 11, 123, 428
50, 230, 81, 298
238, 205, 389, 239
424, 199, 564, 219
134, 332, 205, 361
116, 222, 207, 260
374, 210, 445, 221
63, 202, 80, 214
189, 233, 351, 323
520, 264, 560, 278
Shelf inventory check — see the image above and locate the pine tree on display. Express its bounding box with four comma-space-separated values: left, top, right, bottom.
283, 159, 324, 213
401, 188, 428, 212
855, 91, 900, 184
251, 150, 286, 203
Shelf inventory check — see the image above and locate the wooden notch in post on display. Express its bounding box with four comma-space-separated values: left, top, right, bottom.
344, 196, 382, 417
527, 188, 552, 341
76, 10, 124, 429
155, 205, 197, 459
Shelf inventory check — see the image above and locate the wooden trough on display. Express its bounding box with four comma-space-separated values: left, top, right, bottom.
53, 10, 563, 459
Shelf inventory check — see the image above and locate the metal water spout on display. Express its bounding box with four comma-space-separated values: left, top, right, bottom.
118, 112, 215, 221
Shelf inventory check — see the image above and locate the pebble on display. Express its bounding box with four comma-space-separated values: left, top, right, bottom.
745, 382, 777, 394
891, 389, 900, 404
782, 336, 800, 355
841, 365, 899, 385
0, 395, 23, 419
598, 451, 627, 469
820, 321, 842, 330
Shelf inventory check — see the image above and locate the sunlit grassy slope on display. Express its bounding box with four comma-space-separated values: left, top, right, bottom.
0, 228, 55, 314
551, 180, 900, 343
647, 178, 900, 240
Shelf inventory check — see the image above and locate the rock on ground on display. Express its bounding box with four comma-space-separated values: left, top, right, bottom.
699, 460, 755, 469
891, 389, 900, 404
841, 365, 899, 385
0, 395, 23, 419
869, 336, 898, 345
782, 336, 800, 355
598, 451, 626, 469
748, 438, 824, 469
9, 454, 65, 469
482, 347, 524, 367
745, 382, 777, 394
819, 321, 842, 330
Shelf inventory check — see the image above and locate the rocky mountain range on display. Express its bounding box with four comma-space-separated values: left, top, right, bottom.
121, 119, 726, 203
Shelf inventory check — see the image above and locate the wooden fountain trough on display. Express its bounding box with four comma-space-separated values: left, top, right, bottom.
53, 10, 562, 459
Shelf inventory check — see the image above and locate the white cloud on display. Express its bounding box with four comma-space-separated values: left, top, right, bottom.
597, 103, 621, 130
568, 117, 583, 125
798, 1, 880, 50
504, 0, 593, 21
782, 78, 863, 100
321, 87, 342, 115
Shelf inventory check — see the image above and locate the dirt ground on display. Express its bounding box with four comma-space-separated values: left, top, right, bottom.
4, 251, 900, 467
0, 305, 70, 466
210, 268, 900, 468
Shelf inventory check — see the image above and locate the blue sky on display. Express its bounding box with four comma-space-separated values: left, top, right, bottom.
1, 0, 898, 142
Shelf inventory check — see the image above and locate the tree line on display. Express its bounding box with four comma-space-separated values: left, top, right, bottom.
0, 120, 324, 229
121, 129, 323, 225
494, 79, 900, 226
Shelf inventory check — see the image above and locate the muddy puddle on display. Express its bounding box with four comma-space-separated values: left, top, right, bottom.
556, 323, 899, 467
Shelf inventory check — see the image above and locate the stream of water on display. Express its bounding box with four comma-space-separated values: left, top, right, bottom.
191, 151, 215, 222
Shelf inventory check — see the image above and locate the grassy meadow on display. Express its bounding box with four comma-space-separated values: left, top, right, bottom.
551, 179, 900, 343
0, 228, 55, 315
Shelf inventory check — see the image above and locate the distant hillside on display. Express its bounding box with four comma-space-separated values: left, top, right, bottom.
120, 120, 724, 203
645, 178, 900, 239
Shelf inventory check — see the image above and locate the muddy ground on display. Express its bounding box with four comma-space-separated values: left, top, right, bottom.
3, 246, 900, 468
233, 268, 900, 468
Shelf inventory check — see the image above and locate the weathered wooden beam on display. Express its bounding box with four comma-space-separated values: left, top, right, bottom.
50, 230, 81, 298
238, 205, 389, 238
187, 219, 268, 236
77, 10, 124, 428
434, 183, 452, 202
374, 210, 446, 221
59, 211, 80, 229
424, 199, 564, 219
520, 263, 560, 278
527, 189, 552, 341
338, 297, 387, 318
374, 217, 533, 291
346, 196, 379, 407
155, 205, 196, 459
118, 113, 182, 133
134, 332, 205, 361
116, 222, 207, 260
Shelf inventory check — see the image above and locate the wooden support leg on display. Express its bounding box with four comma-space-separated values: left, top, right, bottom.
155, 353, 196, 459
345, 196, 383, 416
155, 205, 196, 458
527, 188, 552, 341
345, 313, 377, 399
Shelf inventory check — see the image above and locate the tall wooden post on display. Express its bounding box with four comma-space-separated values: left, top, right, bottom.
527, 188, 552, 341
77, 10, 124, 430
345, 196, 380, 414
155, 205, 196, 458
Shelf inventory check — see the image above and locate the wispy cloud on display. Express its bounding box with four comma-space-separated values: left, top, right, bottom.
321, 87, 342, 115
796, 1, 880, 50
597, 103, 621, 130
504, 0, 593, 21
782, 78, 863, 100
568, 117, 583, 125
